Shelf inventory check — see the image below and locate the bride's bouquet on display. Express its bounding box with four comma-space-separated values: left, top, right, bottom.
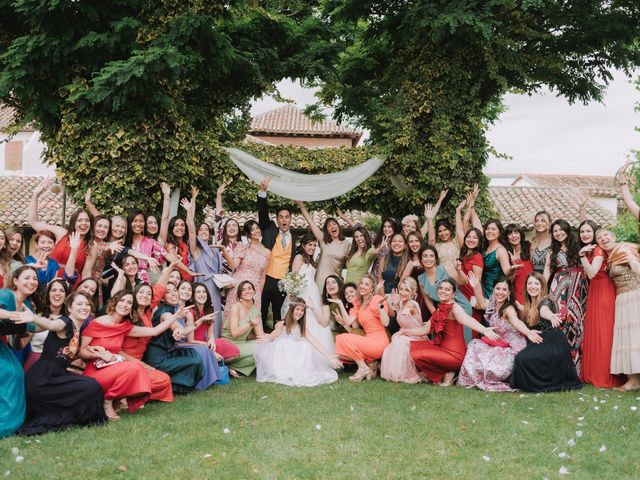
278, 271, 307, 297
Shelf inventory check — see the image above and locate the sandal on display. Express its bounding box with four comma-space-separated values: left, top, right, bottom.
366, 361, 379, 380
229, 368, 240, 379
349, 367, 371, 382
439, 371, 458, 387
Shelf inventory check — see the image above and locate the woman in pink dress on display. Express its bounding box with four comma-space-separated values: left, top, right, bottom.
458, 274, 540, 391
225, 220, 270, 307
380, 277, 426, 383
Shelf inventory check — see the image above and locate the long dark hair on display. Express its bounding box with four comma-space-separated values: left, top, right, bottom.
297, 233, 317, 267
42, 279, 71, 317
578, 219, 599, 247
459, 228, 484, 259
373, 217, 399, 248
167, 215, 188, 247
74, 277, 99, 314
483, 219, 508, 251
550, 219, 580, 270
190, 282, 213, 316
235, 280, 255, 303
492, 276, 517, 319
379, 233, 409, 281
505, 224, 531, 261
65, 209, 94, 243
131, 282, 153, 326
222, 219, 240, 246
243, 220, 261, 240
347, 226, 372, 262
106, 290, 134, 321
322, 275, 344, 305
125, 210, 146, 247
340, 281, 357, 312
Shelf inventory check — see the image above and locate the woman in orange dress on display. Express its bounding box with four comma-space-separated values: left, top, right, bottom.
119, 261, 181, 403
334, 274, 390, 381
409, 279, 500, 386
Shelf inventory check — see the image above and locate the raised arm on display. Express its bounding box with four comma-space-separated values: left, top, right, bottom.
84, 188, 101, 218
28, 178, 67, 240
64, 232, 82, 279
257, 176, 272, 232
336, 207, 356, 228
579, 245, 603, 279
182, 188, 200, 260
295, 200, 323, 242
157, 182, 171, 246
467, 271, 488, 310
451, 303, 499, 340
616, 160, 640, 220
455, 198, 467, 249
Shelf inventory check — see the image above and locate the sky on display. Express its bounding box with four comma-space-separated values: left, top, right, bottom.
251, 70, 639, 177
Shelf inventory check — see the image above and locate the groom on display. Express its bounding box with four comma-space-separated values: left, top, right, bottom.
257, 176, 298, 332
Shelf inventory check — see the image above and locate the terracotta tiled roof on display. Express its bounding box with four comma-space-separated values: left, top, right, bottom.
512, 173, 616, 193
488, 186, 616, 229
0, 176, 76, 228
203, 207, 367, 232
250, 105, 362, 140
0, 104, 34, 132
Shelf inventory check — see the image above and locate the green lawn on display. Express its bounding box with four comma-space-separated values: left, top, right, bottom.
1, 375, 639, 479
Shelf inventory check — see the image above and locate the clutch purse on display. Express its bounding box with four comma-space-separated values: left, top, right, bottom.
94, 354, 125, 369
481, 337, 510, 348
212, 274, 236, 289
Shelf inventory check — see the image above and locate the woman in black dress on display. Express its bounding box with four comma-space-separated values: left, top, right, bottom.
510, 272, 581, 392
19, 292, 107, 434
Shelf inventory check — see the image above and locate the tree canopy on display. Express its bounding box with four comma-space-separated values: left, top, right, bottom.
1, 1, 640, 218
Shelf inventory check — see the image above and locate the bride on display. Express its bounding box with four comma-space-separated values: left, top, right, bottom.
281, 234, 335, 356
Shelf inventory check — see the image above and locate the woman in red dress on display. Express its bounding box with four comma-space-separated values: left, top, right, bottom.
80, 290, 193, 420
409, 279, 500, 386
505, 224, 534, 305
28, 178, 93, 278
580, 225, 623, 388
334, 274, 391, 381
454, 227, 484, 335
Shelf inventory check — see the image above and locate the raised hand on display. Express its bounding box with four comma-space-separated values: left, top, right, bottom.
69, 231, 82, 250
216, 182, 227, 197
160, 182, 171, 196
438, 189, 449, 203
34, 177, 51, 196
259, 176, 271, 192
108, 240, 124, 254
456, 197, 466, 212
111, 261, 124, 276
9, 306, 37, 324
190, 186, 199, 199
32, 251, 48, 270
84, 188, 93, 206
180, 198, 192, 212
579, 244, 596, 257
424, 203, 436, 220
174, 304, 195, 320
467, 270, 479, 289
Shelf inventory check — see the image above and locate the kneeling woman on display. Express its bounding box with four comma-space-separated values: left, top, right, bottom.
409, 279, 499, 386
221, 281, 267, 376
81, 291, 188, 420
458, 275, 538, 391
509, 272, 581, 392
254, 297, 342, 386
334, 274, 391, 381
20, 293, 107, 434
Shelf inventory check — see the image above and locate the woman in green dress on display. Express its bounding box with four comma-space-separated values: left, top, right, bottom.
345, 226, 379, 284
222, 281, 268, 376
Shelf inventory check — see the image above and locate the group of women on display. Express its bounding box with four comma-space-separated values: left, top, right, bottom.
2, 166, 640, 439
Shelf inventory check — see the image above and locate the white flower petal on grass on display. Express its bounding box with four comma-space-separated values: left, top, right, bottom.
559, 466, 569, 475
593, 397, 598, 402
14, 457, 23, 464
567, 439, 576, 447
599, 445, 607, 453
203, 454, 212, 458
4, 471, 9, 477
223, 427, 230, 434
579, 397, 585, 402
335, 462, 343, 467
411, 405, 416, 411
162, 433, 170, 438
577, 423, 584, 427
260, 396, 268, 400
631, 406, 638, 411
636, 397, 640, 401
558, 452, 568, 458
594, 406, 600, 411
384, 435, 393, 439
34, 440, 40, 444
578, 416, 584, 421
622, 426, 626, 431
613, 405, 619, 410
10, 448, 18, 456
575, 431, 583, 438
500, 402, 506, 406
519, 394, 527, 398
315, 424, 321, 431
482, 455, 490, 462
350, 406, 355, 412
521, 420, 530, 425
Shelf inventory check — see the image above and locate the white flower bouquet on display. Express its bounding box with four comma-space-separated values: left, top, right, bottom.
278, 271, 307, 297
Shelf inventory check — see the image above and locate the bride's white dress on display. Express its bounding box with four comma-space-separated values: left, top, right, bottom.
253, 324, 338, 387
281, 263, 335, 356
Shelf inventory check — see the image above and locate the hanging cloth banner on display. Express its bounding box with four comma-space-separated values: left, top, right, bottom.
224, 147, 385, 201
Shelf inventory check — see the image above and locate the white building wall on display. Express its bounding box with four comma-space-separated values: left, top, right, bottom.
0, 130, 53, 175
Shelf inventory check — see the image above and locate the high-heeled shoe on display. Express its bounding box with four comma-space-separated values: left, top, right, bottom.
439, 371, 458, 387
349, 366, 371, 382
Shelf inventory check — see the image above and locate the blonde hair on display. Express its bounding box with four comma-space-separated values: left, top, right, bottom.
398, 277, 418, 297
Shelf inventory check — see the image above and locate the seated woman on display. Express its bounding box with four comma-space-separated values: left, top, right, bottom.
120, 261, 181, 404
380, 277, 426, 384
409, 279, 499, 386
0, 266, 39, 438
143, 282, 208, 392
334, 274, 391, 382
254, 297, 342, 387
186, 283, 239, 362
19, 292, 107, 434
509, 272, 582, 392
221, 281, 267, 376
81, 290, 188, 420
458, 274, 539, 391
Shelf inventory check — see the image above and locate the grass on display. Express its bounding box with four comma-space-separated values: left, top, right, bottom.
1, 374, 640, 479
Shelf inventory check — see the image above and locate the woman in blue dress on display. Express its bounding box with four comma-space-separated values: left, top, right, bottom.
0, 265, 39, 437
